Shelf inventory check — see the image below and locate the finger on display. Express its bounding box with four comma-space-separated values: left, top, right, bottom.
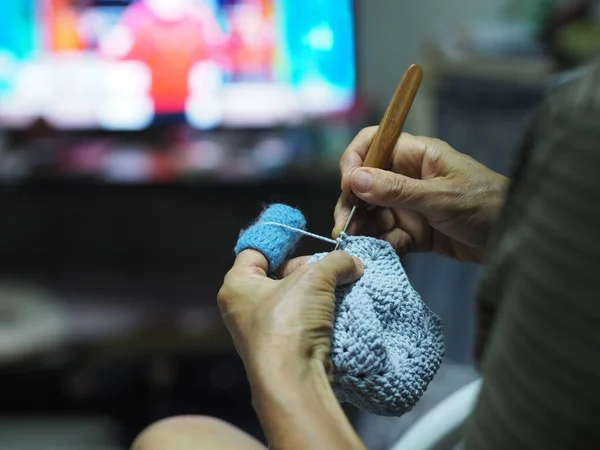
332, 195, 349, 238
359, 207, 395, 237
334, 201, 395, 240
350, 167, 442, 213
390, 133, 432, 178
276, 255, 312, 279
339, 126, 378, 194
307, 251, 364, 287
392, 209, 433, 253
233, 249, 270, 277
333, 127, 378, 237
341, 130, 426, 181
380, 228, 416, 258
335, 131, 439, 237
332, 194, 361, 238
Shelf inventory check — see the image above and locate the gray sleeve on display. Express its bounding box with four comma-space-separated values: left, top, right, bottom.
464, 70, 600, 448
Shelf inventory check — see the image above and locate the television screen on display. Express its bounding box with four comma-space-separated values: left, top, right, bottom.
0, 0, 356, 130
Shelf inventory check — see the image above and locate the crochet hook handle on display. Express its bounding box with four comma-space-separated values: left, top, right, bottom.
335, 64, 423, 249
363, 63, 423, 170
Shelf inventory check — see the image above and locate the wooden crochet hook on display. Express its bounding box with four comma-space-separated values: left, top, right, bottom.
334, 64, 423, 249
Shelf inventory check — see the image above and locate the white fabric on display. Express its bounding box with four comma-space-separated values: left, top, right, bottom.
390, 378, 482, 450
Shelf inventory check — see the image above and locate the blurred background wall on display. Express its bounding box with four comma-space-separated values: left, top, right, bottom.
1, 0, 599, 449
358, 0, 509, 109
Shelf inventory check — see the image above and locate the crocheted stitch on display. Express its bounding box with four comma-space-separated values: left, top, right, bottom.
234, 204, 445, 416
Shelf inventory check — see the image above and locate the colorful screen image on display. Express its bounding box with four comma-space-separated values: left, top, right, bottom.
0, 0, 356, 130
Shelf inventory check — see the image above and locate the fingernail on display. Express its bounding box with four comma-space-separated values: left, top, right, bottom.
352, 256, 364, 270
353, 170, 373, 193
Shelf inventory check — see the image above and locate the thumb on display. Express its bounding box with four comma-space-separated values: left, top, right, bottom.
308, 251, 364, 287
350, 167, 438, 212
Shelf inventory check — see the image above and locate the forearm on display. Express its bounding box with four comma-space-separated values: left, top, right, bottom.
248, 359, 365, 450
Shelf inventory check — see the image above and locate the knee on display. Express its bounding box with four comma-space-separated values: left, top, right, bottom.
131, 415, 232, 450
131, 415, 265, 450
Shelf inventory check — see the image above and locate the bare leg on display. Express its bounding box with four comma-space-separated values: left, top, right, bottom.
131, 415, 267, 450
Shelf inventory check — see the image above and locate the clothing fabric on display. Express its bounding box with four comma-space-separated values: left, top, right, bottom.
465, 59, 600, 449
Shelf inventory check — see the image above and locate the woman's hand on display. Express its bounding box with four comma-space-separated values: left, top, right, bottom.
333, 127, 509, 263
217, 249, 363, 381
217, 250, 366, 450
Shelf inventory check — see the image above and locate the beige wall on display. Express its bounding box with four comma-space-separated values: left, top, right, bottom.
355, 0, 509, 110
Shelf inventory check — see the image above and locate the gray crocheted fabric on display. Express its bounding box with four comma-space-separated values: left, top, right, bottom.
235, 204, 445, 416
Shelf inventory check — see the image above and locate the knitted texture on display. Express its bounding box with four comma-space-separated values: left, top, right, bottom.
234, 204, 445, 416
235, 204, 306, 272
309, 237, 444, 416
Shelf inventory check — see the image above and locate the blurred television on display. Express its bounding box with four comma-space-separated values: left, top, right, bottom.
0, 0, 356, 131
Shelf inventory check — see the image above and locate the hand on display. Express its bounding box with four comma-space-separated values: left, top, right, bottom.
333, 127, 509, 263
217, 250, 363, 381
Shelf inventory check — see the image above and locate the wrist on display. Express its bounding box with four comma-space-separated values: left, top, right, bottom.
248, 356, 364, 450
481, 173, 509, 237
248, 355, 328, 405
244, 338, 316, 383
487, 174, 509, 218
